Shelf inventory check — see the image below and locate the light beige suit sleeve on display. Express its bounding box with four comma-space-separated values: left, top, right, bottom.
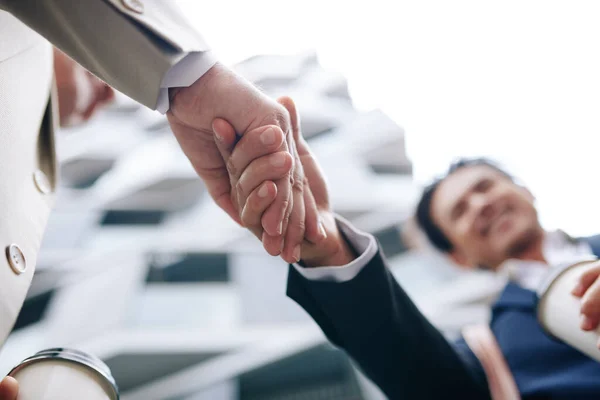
0, 0, 210, 109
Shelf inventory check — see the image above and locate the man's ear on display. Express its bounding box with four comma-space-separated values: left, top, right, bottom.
449, 249, 476, 270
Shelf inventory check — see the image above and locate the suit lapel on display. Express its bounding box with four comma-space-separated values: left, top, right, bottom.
492, 282, 537, 313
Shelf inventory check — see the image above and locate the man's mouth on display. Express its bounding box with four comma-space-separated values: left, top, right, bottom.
481, 206, 513, 237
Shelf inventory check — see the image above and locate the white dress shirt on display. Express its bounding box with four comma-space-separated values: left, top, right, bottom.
155, 50, 218, 114
294, 219, 595, 292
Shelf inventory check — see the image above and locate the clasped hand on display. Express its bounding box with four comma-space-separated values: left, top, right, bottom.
209, 97, 354, 267
167, 64, 354, 265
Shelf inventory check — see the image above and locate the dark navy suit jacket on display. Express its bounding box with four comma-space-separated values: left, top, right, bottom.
287, 235, 600, 399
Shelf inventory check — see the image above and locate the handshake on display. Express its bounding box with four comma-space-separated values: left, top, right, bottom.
53, 56, 344, 267
167, 63, 356, 269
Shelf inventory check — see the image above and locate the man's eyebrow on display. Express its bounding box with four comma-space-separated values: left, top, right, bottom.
448, 177, 485, 219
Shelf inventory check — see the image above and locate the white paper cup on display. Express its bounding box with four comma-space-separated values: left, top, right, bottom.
8, 348, 119, 400
537, 257, 600, 362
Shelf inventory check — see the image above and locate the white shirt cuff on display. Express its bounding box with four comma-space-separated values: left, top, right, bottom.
292, 215, 378, 282
156, 50, 218, 113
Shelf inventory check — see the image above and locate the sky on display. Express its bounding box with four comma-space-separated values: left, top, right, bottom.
175, 0, 600, 236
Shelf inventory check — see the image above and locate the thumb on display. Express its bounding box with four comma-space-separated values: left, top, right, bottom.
0, 377, 18, 400
212, 118, 239, 161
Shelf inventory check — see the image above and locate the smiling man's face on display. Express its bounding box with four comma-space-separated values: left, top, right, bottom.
431, 165, 544, 270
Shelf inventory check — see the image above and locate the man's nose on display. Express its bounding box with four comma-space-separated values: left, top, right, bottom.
470, 194, 493, 217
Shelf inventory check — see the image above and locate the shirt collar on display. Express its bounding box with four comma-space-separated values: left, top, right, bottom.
498, 230, 593, 291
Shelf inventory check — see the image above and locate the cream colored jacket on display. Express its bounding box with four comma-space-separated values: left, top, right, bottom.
0, 0, 208, 351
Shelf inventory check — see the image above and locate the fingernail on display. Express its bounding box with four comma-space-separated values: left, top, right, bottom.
271, 153, 287, 167
213, 126, 223, 141
258, 183, 269, 198
277, 220, 283, 235
260, 127, 276, 145
319, 221, 327, 239
293, 245, 301, 263
581, 315, 593, 330
572, 283, 584, 296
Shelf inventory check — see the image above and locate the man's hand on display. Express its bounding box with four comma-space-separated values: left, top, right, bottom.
212, 96, 356, 267
572, 262, 600, 343
0, 377, 18, 400
53, 48, 114, 127
167, 64, 320, 263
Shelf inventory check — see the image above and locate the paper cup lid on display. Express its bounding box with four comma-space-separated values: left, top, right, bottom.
8, 348, 119, 399
536, 256, 599, 299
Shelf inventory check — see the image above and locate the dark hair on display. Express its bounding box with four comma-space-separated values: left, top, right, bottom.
415, 158, 514, 253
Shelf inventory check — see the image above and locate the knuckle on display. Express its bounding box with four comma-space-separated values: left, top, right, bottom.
226, 157, 238, 177
255, 105, 290, 132
275, 105, 290, 130
292, 176, 304, 192
292, 219, 306, 235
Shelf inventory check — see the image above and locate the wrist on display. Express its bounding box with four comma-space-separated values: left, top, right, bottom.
167, 62, 267, 134
301, 220, 358, 268
168, 62, 224, 103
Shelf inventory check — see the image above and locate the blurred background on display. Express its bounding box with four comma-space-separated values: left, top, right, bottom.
3, 0, 600, 399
